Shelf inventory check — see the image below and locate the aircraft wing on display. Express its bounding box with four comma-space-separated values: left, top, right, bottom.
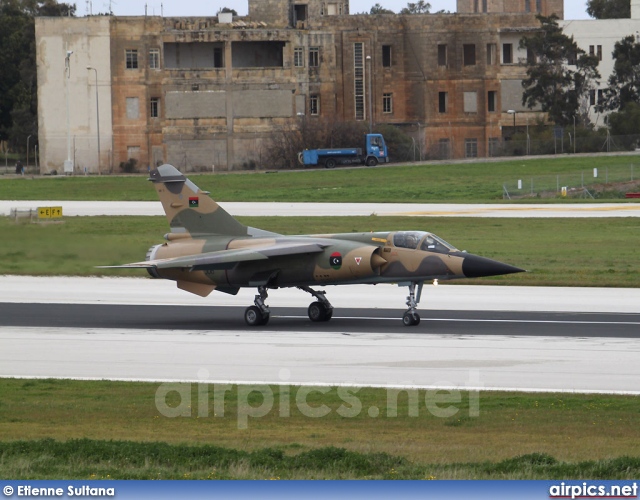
99, 241, 328, 271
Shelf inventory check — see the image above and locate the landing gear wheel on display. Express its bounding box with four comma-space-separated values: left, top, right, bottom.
245, 305, 269, 326
366, 157, 378, 167
308, 301, 331, 322
402, 311, 420, 326
325, 158, 336, 169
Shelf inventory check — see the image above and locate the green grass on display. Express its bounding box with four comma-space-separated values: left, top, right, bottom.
1, 379, 639, 479
2, 215, 639, 287
2, 155, 640, 202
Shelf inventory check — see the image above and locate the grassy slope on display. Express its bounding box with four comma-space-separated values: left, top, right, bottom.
1, 155, 640, 202
1, 216, 638, 287
1, 379, 639, 479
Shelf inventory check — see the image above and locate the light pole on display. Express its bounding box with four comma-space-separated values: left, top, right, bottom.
507, 109, 516, 132
366, 55, 373, 134
87, 66, 101, 174
64, 49, 74, 174
26, 135, 32, 171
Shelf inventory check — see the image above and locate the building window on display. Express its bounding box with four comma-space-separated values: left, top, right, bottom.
438, 138, 450, 159
126, 97, 139, 119
503, 43, 513, 64
149, 49, 160, 69
465, 138, 478, 158
354, 42, 365, 121
536, 0, 542, 12
438, 91, 448, 113
310, 95, 319, 115
383, 93, 393, 113
294, 47, 304, 67
488, 91, 497, 112
489, 137, 500, 157
598, 89, 604, 104
473, 0, 478, 12
309, 47, 319, 67
487, 43, 497, 65
382, 45, 392, 67
438, 44, 447, 67
463, 44, 476, 66
214, 47, 224, 68
597, 45, 603, 61
126, 49, 138, 69
589, 89, 596, 106
150, 97, 159, 118
525, 0, 531, 12
482, 0, 487, 12
464, 91, 478, 113
127, 146, 140, 159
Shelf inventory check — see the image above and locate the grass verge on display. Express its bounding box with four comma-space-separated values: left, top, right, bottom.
1, 155, 640, 203
1, 379, 639, 479
1, 215, 639, 287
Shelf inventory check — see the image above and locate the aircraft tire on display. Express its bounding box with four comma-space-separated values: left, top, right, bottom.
402, 311, 420, 326
308, 301, 330, 322
245, 306, 268, 326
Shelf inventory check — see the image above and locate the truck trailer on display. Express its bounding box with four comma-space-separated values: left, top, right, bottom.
298, 134, 389, 168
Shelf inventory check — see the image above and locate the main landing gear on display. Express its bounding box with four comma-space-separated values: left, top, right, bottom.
244, 286, 270, 326
402, 281, 423, 327
299, 286, 333, 322
244, 286, 334, 326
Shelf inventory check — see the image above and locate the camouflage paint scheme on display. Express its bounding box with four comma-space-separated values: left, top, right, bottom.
106, 164, 524, 325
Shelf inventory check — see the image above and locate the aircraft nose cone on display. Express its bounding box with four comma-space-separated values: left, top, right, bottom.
460, 253, 525, 278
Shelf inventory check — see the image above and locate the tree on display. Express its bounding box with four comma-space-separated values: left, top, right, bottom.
607, 101, 640, 149
586, 0, 630, 19
0, 0, 74, 149
520, 15, 600, 127
217, 7, 238, 16
597, 35, 640, 112
370, 3, 394, 14
399, 1, 431, 14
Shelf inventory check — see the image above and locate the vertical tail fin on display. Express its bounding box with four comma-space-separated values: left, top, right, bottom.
149, 164, 248, 237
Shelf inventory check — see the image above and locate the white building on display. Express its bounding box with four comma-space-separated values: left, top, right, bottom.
561, 0, 640, 126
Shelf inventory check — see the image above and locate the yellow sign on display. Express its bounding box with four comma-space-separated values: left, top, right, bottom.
38, 206, 63, 219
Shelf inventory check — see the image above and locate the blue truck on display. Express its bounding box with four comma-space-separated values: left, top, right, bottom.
298, 133, 389, 168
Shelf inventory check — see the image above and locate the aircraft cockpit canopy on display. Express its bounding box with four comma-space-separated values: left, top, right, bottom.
392, 231, 457, 254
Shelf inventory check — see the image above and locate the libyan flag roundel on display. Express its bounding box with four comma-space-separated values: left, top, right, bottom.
189, 197, 199, 208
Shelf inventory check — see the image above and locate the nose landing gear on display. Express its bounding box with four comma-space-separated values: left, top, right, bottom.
402, 281, 423, 326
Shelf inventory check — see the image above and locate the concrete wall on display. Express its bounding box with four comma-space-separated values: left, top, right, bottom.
36, 16, 112, 174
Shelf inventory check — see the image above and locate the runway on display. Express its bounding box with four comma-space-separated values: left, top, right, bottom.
2, 200, 640, 217
1, 277, 639, 394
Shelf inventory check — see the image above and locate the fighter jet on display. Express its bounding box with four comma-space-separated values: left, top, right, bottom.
105, 164, 524, 326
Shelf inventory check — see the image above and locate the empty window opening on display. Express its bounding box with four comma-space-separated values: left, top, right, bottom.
164, 42, 225, 69
438, 44, 447, 67
382, 45, 392, 67
488, 91, 497, 112
438, 91, 448, 113
503, 43, 513, 64
231, 41, 285, 68
463, 44, 476, 66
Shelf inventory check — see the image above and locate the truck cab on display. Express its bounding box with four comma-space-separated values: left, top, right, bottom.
364, 134, 389, 166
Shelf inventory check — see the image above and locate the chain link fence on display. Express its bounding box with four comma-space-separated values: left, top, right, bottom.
503, 163, 639, 199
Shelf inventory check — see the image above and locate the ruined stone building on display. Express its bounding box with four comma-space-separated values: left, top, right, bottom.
35, 0, 564, 173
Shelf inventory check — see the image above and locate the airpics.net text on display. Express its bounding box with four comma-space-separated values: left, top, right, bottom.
155, 369, 482, 429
